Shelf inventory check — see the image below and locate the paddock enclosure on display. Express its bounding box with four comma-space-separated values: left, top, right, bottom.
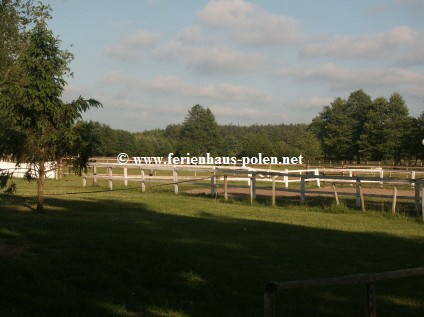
81, 160, 424, 219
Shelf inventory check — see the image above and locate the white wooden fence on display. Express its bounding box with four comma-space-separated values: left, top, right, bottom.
83, 163, 424, 218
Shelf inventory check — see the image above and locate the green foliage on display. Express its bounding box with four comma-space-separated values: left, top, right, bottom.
178, 104, 221, 156
311, 90, 415, 163
0, 3, 102, 210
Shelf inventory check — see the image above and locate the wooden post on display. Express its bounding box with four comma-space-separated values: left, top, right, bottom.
349, 169, 353, 187
300, 176, 306, 204
365, 282, 376, 317
272, 176, 276, 207
140, 169, 146, 193
108, 167, 113, 190
173, 168, 178, 195
332, 184, 339, 205
284, 169, 289, 189
392, 186, 397, 214
123, 167, 128, 187
414, 182, 420, 217
252, 174, 257, 200
93, 166, 97, 185
315, 168, 320, 187
356, 179, 360, 209
264, 286, 276, 317
82, 174, 87, 187
411, 171, 416, 187
211, 173, 216, 197
249, 176, 254, 204
359, 184, 366, 212
379, 169, 384, 188
224, 175, 228, 201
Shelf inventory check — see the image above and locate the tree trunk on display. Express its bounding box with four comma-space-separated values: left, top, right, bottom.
36, 160, 45, 212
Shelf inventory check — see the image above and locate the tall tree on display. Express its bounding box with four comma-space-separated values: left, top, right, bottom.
0, 4, 101, 211
178, 105, 221, 156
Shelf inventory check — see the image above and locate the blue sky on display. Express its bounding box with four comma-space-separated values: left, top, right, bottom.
47, 0, 424, 131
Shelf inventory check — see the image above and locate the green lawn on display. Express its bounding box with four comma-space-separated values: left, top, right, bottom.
0, 177, 423, 317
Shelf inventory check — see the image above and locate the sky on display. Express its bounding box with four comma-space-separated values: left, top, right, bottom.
46, 0, 424, 132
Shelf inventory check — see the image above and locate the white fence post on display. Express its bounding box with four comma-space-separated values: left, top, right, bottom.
315, 169, 320, 188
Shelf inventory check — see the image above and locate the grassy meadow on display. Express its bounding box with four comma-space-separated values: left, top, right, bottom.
0, 176, 423, 316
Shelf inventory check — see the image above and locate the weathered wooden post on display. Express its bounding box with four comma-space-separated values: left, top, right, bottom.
392, 186, 397, 214
140, 169, 146, 193
252, 173, 257, 200
123, 167, 128, 187
93, 165, 97, 185
272, 176, 276, 207
355, 179, 360, 209
300, 175, 306, 204
415, 181, 420, 217
332, 183, 339, 205
82, 174, 87, 187
210, 172, 215, 197
173, 167, 178, 195
359, 184, 366, 212
224, 175, 228, 201
108, 167, 113, 190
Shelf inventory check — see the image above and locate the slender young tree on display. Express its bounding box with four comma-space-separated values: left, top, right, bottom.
0, 4, 102, 211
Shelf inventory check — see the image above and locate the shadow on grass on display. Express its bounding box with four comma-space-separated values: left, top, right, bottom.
0, 193, 423, 317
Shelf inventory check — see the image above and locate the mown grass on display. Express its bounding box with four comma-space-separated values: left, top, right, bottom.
0, 176, 423, 317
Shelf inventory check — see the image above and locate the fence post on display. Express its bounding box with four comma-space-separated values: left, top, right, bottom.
224, 175, 228, 201
108, 167, 113, 190
379, 169, 383, 188
359, 184, 366, 212
411, 171, 416, 187
285, 169, 289, 188
356, 179, 360, 208
392, 186, 397, 214
332, 184, 339, 205
123, 167, 128, 187
211, 172, 216, 197
314, 168, 320, 188
93, 165, 97, 186
173, 167, 178, 195
415, 181, 420, 217
300, 176, 306, 204
272, 176, 276, 207
140, 169, 146, 193
264, 284, 277, 317
252, 173, 257, 200
82, 174, 87, 187
365, 282, 376, 317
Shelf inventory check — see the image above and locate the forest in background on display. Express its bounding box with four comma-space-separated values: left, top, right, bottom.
81, 90, 424, 164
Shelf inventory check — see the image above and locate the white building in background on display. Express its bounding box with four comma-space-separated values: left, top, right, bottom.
0, 161, 57, 178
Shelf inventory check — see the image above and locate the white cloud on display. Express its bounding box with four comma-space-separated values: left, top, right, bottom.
176, 25, 204, 44
196, 0, 303, 46
106, 30, 160, 59
301, 26, 418, 59
103, 71, 272, 103
157, 41, 265, 75
275, 63, 424, 89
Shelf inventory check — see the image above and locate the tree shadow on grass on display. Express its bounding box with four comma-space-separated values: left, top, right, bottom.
0, 193, 423, 317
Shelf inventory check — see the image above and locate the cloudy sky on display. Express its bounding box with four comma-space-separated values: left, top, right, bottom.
48, 0, 424, 131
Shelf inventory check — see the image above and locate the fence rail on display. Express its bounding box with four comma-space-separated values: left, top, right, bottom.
83, 163, 424, 218
264, 267, 424, 317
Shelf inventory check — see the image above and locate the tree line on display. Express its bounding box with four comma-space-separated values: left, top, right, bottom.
84, 92, 424, 164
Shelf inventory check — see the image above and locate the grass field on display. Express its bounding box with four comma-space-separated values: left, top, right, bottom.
0, 177, 423, 316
